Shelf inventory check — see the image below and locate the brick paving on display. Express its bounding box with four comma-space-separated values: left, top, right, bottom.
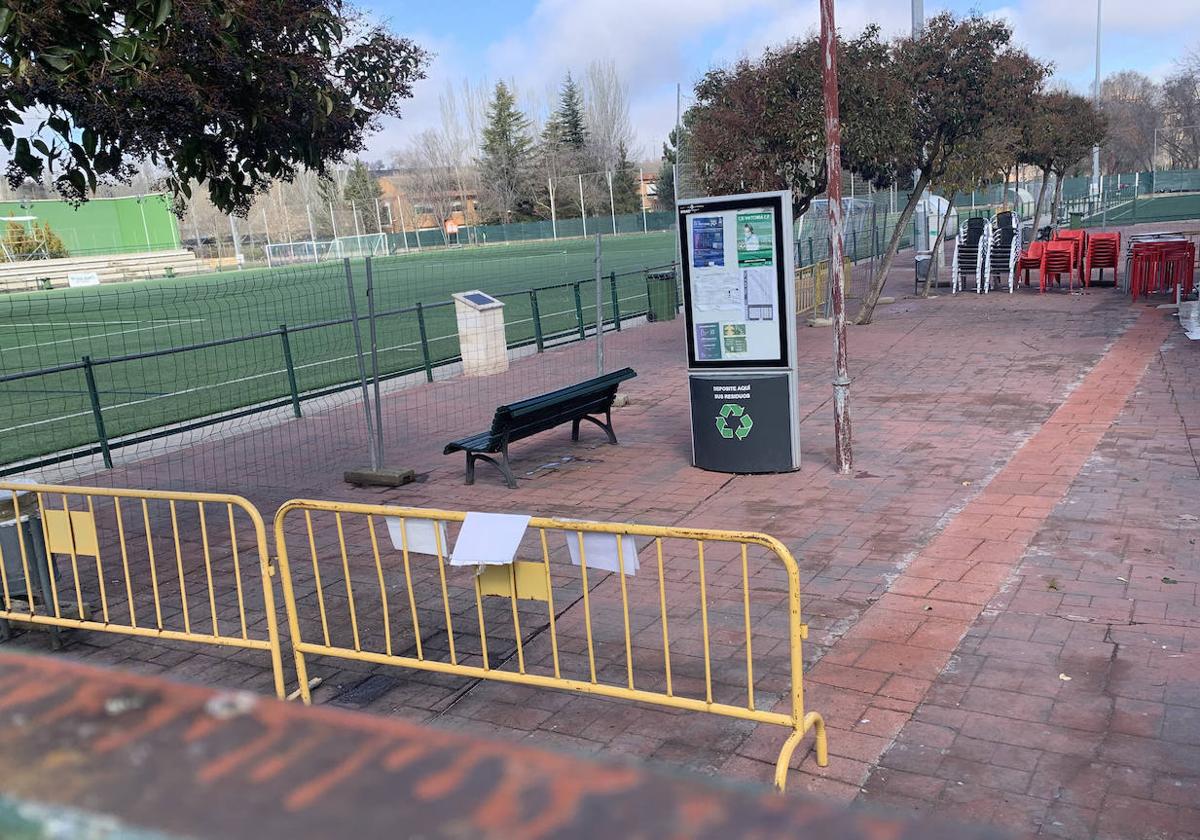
5, 235, 1199, 838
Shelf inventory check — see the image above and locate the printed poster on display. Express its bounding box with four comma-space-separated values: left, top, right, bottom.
722, 323, 748, 355
695, 323, 722, 360
694, 271, 742, 310
743, 267, 776, 321
692, 216, 725, 267
737, 210, 774, 267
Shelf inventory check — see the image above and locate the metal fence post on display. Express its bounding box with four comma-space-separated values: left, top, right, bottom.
365, 258, 385, 466
81, 356, 113, 469
529, 290, 544, 352
279, 324, 302, 418
415, 303, 434, 382
594, 233, 604, 376
573, 282, 585, 340
343, 259, 379, 471
609, 270, 621, 331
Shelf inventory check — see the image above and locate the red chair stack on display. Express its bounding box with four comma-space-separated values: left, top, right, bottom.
1084, 232, 1120, 286
1053, 229, 1088, 285
1017, 241, 1045, 287
1130, 241, 1196, 302
1040, 241, 1076, 292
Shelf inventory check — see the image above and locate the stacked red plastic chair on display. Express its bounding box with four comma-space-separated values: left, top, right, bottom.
1040, 241, 1076, 292
1084, 232, 1120, 286
1016, 241, 1046, 287
1053, 229, 1088, 285
1130, 241, 1196, 302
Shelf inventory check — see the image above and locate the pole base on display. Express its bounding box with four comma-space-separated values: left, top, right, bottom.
344, 467, 416, 487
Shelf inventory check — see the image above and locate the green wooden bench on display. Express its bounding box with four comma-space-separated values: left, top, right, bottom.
443, 368, 637, 489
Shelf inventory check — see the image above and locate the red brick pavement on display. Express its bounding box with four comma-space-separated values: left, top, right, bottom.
860, 309, 1200, 838
7, 258, 1198, 837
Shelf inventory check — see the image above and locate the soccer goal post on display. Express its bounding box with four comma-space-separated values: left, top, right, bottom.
321, 233, 388, 260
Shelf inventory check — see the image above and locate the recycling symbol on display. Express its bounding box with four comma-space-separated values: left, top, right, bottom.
716, 403, 754, 440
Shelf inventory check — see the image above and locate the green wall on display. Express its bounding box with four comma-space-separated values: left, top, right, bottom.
0, 194, 180, 257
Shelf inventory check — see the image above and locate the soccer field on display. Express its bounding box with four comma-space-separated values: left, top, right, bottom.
0, 231, 676, 468
1085, 192, 1200, 226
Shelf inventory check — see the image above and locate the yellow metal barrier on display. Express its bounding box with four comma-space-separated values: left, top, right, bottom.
272, 499, 827, 790
0, 481, 286, 698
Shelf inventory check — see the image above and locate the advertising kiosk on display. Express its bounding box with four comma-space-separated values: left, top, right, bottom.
677, 190, 801, 473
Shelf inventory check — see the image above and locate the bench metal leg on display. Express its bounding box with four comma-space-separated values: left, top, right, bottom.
464, 450, 517, 489
573, 411, 618, 445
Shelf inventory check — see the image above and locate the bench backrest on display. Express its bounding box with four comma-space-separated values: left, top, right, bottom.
488, 368, 638, 444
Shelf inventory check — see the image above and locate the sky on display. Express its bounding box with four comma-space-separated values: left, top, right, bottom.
361, 0, 1197, 164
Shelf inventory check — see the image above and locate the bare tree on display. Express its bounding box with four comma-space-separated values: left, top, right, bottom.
1099, 71, 1162, 173
394, 130, 460, 243
583, 59, 635, 170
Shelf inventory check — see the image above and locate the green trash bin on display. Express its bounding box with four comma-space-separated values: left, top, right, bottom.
1069, 211, 1083, 230
646, 270, 678, 322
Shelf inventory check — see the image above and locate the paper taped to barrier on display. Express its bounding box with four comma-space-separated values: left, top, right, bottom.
565, 529, 641, 576
385, 517, 448, 556
450, 512, 530, 566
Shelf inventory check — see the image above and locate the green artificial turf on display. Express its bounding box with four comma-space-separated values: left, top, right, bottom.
0, 231, 676, 465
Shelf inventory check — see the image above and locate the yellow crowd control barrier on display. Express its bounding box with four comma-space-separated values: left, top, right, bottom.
0, 481, 286, 698
272, 499, 827, 790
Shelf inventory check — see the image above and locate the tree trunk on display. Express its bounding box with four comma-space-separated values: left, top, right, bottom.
857, 168, 932, 325
1049, 171, 1064, 226
923, 190, 958, 297
1033, 167, 1050, 226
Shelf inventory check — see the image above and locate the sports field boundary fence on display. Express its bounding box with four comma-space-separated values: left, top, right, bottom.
0, 257, 676, 477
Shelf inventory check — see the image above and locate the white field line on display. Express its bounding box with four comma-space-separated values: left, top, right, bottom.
1, 321, 207, 352
0, 319, 205, 328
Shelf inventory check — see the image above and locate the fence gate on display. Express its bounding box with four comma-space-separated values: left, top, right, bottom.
272, 499, 827, 790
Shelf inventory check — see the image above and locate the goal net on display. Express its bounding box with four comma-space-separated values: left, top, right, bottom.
321, 233, 387, 260
264, 240, 320, 266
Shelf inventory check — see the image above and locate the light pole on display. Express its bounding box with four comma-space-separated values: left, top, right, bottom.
1091, 0, 1102, 196
911, 0, 923, 37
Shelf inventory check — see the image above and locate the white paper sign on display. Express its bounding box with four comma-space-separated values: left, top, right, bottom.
67, 272, 100, 288
565, 530, 640, 576
450, 512, 530, 567
385, 517, 448, 556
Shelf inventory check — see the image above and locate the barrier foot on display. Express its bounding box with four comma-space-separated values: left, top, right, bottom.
772, 712, 830, 792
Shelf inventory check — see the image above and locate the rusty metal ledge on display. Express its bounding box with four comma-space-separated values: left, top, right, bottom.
0, 652, 1009, 840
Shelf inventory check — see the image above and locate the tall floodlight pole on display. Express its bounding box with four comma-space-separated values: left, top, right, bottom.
821, 0, 852, 474
911, 0, 923, 36
1092, 0, 1102, 195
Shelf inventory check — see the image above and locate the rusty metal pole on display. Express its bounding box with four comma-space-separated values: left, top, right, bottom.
821, 0, 853, 474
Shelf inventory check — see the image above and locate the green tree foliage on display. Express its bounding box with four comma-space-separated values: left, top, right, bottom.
478, 80, 535, 222
856, 14, 1047, 324
0, 0, 428, 214
554, 73, 588, 150
1019, 92, 1107, 222
343, 159, 381, 233
610, 142, 640, 214
1, 221, 67, 259
656, 124, 687, 212
687, 26, 909, 218
343, 160, 381, 205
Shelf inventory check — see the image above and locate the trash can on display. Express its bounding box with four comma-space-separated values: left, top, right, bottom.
1069, 211, 1083, 230
914, 252, 932, 294
0, 487, 59, 622
646, 269, 678, 322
